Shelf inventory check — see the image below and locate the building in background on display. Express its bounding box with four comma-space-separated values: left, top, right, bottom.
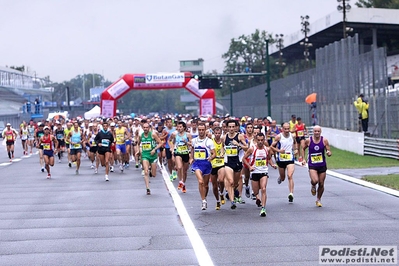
179, 58, 204, 114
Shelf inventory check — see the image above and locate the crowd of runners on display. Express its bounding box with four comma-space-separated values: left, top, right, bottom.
1, 113, 332, 217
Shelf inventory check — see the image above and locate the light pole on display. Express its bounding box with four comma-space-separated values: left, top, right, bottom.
265, 39, 271, 116
337, 0, 352, 38
275, 34, 285, 78
230, 82, 235, 116
300, 15, 313, 68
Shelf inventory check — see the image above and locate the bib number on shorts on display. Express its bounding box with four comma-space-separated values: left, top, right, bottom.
142, 142, 152, 151
279, 152, 292, 161
194, 149, 206, 160
177, 144, 188, 153
310, 153, 323, 163
225, 146, 238, 156
101, 139, 110, 147
255, 157, 267, 167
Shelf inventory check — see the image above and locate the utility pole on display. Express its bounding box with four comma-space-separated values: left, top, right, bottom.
265, 39, 271, 116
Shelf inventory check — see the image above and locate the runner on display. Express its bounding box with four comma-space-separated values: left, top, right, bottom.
64, 122, 73, 167
241, 122, 255, 200
54, 121, 65, 163
294, 117, 308, 162
243, 133, 276, 217
27, 120, 36, 154
222, 119, 248, 209
35, 123, 45, 171
210, 126, 226, 208
301, 125, 332, 207
94, 120, 114, 181
155, 122, 168, 168
20, 122, 29, 155
271, 122, 297, 203
169, 121, 192, 193
164, 117, 177, 181
87, 123, 100, 172
66, 121, 84, 175
39, 126, 58, 179
190, 122, 216, 210
2, 123, 18, 162
136, 122, 163, 195
115, 120, 128, 173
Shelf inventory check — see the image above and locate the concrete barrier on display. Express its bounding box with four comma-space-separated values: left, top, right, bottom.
322, 127, 364, 155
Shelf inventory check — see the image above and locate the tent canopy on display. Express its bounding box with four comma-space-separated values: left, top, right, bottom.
84, 105, 101, 119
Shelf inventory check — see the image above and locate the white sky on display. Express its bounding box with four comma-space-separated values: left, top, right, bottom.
0, 0, 350, 83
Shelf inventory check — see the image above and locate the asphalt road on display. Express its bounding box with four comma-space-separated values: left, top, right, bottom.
0, 145, 398, 266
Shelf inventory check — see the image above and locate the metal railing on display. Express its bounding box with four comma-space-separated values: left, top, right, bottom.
364, 136, 399, 160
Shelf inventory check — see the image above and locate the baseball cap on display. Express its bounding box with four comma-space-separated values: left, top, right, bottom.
110, 122, 116, 127
6, 123, 11, 126
267, 116, 272, 122
157, 122, 163, 127
43, 126, 50, 130
88, 123, 94, 127
38, 123, 43, 127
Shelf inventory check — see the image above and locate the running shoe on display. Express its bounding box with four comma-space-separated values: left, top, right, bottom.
68, 162, 72, 168
311, 185, 316, 196
141, 170, 145, 176
75, 170, 79, 175
120, 164, 124, 172
245, 186, 250, 198
260, 207, 267, 217
105, 175, 109, 181
316, 200, 322, 207
220, 195, 225, 205
256, 198, 262, 207
177, 182, 183, 190
182, 185, 187, 193
215, 202, 221, 210
231, 201, 237, 209
147, 188, 151, 195
172, 170, 177, 180
169, 173, 174, 182
277, 177, 282, 184
94, 168, 98, 174
235, 196, 245, 204
288, 193, 294, 203
91, 164, 94, 169
47, 174, 51, 179
41, 167, 44, 172
201, 201, 207, 210
58, 159, 61, 163
110, 166, 114, 172
251, 193, 256, 200
135, 163, 139, 168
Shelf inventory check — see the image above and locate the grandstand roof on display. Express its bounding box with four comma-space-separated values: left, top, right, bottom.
270, 8, 399, 62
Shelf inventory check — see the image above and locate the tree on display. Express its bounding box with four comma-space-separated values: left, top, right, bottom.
355, 0, 399, 8
221, 29, 280, 96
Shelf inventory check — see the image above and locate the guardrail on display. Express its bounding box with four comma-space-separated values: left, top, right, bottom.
364, 136, 399, 160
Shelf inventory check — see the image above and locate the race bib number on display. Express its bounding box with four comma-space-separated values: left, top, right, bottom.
225, 146, 238, 156
194, 149, 206, 160
7, 135, 13, 140
310, 153, 323, 163
279, 152, 292, 161
73, 143, 81, 149
213, 158, 224, 166
297, 131, 304, 137
91, 141, 97, 147
142, 141, 152, 151
255, 157, 267, 167
101, 139, 110, 147
57, 134, 64, 139
43, 143, 51, 150
177, 144, 188, 153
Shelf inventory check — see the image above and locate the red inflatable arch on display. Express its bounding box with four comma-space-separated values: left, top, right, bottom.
100, 72, 216, 117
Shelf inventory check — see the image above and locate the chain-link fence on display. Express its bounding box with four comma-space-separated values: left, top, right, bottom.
220, 34, 397, 138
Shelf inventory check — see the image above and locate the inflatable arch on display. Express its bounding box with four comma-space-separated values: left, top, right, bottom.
100, 72, 216, 117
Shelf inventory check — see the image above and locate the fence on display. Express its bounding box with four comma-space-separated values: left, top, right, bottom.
221, 34, 398, 138
364, 136, 399, 160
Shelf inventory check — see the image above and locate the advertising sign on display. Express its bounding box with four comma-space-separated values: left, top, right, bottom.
107, 79, 130, 99
145, 73, 185, 84
101, 100, 114, 118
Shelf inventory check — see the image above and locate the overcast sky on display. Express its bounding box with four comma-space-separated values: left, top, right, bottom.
1, 0, 349, 83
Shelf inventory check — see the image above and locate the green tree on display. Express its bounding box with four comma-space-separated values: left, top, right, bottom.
221, 29, 279, 96
356, 0, 399, 8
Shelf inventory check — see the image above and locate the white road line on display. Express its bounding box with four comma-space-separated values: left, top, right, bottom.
0, 162, 11, 166
295, 161, 399, 198
158, 162, 214, 266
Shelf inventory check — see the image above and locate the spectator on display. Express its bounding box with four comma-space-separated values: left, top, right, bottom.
34, 98, 40, 114
354, 94, 369, 133
26, 101, 31, 113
